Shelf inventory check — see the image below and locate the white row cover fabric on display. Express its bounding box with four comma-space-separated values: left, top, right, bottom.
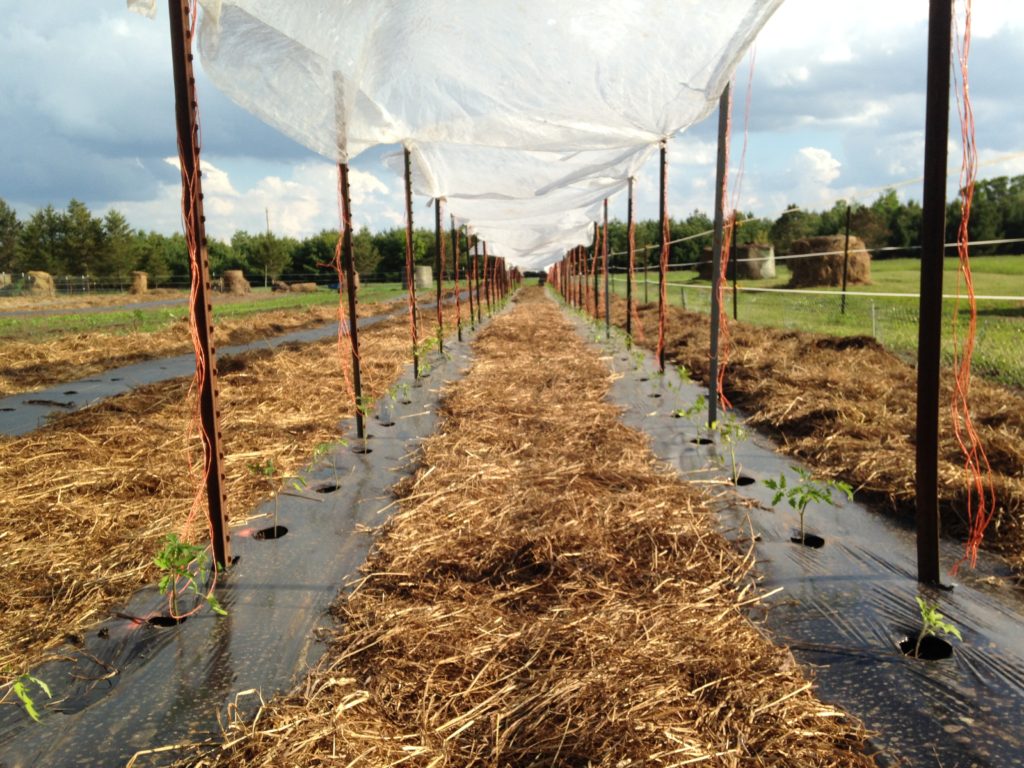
130, 0, 782, 267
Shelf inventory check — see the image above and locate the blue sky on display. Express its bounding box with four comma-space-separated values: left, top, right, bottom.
2, 0, 1022, 248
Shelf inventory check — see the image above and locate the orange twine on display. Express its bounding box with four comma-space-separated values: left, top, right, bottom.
951, 0, 995, 573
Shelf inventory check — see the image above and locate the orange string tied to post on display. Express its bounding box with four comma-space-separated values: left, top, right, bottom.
950, 0, 995, 573
715, 48, 755, 412
176, 0, 220, 617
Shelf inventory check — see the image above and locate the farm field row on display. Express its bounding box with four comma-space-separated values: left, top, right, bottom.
605, 294, 1024, 576
183, 286, 875, 767
0, 287, 474, 397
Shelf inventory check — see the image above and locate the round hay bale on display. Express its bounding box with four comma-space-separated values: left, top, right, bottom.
129, 271, 148, 295
698, 244, 776, 280
272, 280, 290, 293
288, 282, 318, 293
223, 270, 251, 295
415, 265, 433, 290
27, 271, 56, 297
788, 235, 870, 288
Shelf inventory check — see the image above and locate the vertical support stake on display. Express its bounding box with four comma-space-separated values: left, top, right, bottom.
709, 83, 731, 429
914, 0, 953, 586
168, 0, 230, 568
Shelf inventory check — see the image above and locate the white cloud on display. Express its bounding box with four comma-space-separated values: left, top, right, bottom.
796, 147, 841, 185
110, 159, 399, 240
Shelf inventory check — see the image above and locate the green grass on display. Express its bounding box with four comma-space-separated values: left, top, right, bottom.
613, 255, 1024, 389
0, 282, 406, 339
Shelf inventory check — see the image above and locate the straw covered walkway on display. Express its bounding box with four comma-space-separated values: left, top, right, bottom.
197, 286, 874, 767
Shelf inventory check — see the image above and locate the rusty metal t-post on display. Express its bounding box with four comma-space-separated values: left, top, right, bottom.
434, 197, 444, 355
709, 84, 731, 430
915, 0, 953, 586
592, 222, 600, 320
451, 215, 462, 342
603, 198, 610, 338
657, 139, 668, 372
626, 177, 636, 341
403, 148, 419, 378
339, 163, 364, 439
167, 0, 230, 568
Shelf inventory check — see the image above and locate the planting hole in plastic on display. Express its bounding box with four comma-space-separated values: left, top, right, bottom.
734, 475, 756, 487
790, 533, 825, 549
254, 525, 288, 540
63, 390, 78, 395
689, 437, 713, 445
648, 392, 662, 399
313, 482, 340, 494
148, 615, 187, 627
0, 407, 14, 412
899, 634, 954, 661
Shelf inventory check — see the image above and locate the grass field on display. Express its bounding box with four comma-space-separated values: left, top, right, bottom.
0, 282, 407, 339
612, 255, 1024, 388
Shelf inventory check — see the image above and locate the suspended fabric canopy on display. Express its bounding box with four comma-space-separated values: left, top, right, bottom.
130, 0, 783, 266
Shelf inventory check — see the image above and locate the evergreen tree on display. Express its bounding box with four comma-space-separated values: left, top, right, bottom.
0, 198, 20, 275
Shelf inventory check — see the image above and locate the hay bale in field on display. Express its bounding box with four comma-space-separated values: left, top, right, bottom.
403, 265, 433, 291
223, 269, 251, 295
27, 271, 56, 297
289, 282, 318, 293
698, 243, 776, 280
272, 280, 290, 292
129, 271, 148, 295
788, 235, 870, 288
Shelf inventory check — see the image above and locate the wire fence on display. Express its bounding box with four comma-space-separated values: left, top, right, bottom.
611, 275, 1024, 390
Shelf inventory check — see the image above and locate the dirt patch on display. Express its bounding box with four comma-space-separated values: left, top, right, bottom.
615, 298, 1024, 574
194, 287, 874, 767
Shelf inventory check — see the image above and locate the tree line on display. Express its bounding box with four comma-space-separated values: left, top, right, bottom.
2, 175, 1021, 285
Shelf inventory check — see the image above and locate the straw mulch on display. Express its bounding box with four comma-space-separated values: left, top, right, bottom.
0, 311, 453, 675
194, 287, 874, 767
0, 299, 399, 398
615, 298, 1024, 574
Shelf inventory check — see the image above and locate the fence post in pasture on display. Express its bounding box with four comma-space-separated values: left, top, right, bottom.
914, 0, 954, 586
841, 205, 852, 315
339, 163, 364, 440
403, 147, 420, 379
592, 222, 600, 321
167, 0, 230, 568
626, 177, 636, 341
709, 83, 731, 429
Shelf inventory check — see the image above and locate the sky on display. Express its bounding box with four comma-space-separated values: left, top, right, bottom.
2, 0, 1023, 250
